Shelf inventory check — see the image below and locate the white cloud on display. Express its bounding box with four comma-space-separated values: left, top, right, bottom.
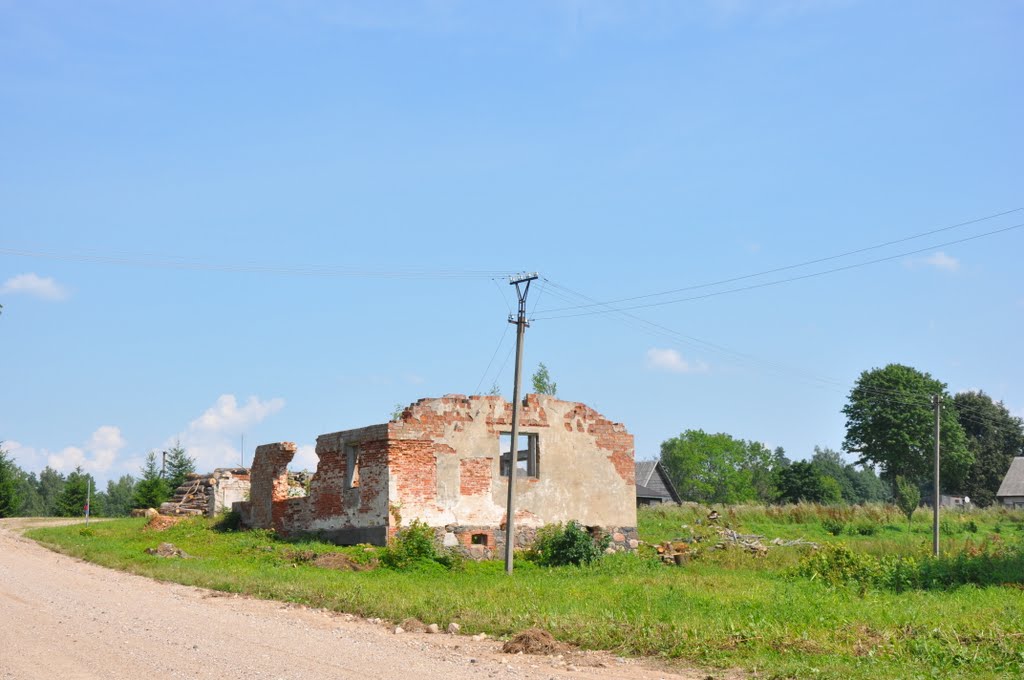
646, 348, 709, 374
188, 394, 285, 433
5, 426, 126, 476
293, 444, 319, 472
922, 251, 960, 272
175, 394, 286, 472
0, 272, 69, 300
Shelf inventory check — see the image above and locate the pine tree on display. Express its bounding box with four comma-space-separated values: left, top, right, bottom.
38, 466, 66, 516
163, 442, 196, 491
133, 452, 170, 509
0, 446, 22, 518
55, 467, 94, 517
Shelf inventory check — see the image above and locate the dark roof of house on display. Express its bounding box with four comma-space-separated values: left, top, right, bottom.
635, 482, 662, 500
997, 457, 1024, 497
634, 460, 681, 503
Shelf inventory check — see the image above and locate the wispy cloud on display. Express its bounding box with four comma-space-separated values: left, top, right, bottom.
646, 347, 709, 374
175, 394, 286, 471
0, 272, 69, 300
923, 251, 960, 272
905, 251, 961, 273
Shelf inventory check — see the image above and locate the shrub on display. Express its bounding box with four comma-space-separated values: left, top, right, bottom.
821, 519, 846, 536
849, 522, 878, 536
213, 509, 242, 532
530, 521, 611, 567
381, 519, 440, 569
793, 539, 1024, 592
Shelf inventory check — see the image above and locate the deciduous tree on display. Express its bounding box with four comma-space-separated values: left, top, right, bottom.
954, 391, 1024, 507
531, 363, 557, 396
842, 364, 970, 490
659, 430, 784, 504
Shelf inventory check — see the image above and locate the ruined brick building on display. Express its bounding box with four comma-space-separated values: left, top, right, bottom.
237, 394, 638, 554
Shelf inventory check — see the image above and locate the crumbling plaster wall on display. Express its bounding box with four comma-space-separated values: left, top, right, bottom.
386, 394, 637, 533
241, 395, 636, 547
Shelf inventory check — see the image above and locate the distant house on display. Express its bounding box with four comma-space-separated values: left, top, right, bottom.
997, 457, 1024, 509
634, 460, 681, 506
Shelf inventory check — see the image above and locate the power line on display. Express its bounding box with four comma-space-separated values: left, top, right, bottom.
536, 215, 1024, 318
473, 322, 511, 395
0, 245, 515, 280
540, 277, 1024, 439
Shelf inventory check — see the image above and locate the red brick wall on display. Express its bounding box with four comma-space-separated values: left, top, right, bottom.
459, 457, 491, 496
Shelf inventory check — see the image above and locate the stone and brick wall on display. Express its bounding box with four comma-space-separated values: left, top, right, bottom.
241, 395, 637, 549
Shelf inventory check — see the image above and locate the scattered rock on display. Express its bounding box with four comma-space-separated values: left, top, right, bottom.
566, 665, 579, 672
144, 542, 191, 559
501, 629, 566, 656
426, 623, 440, 634
393, 626, 404, 635
472, 633, 487, 641
447, 622, 461, 635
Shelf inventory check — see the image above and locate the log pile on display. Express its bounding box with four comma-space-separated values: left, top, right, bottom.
656, 527, 819, 564
159, 468, 250, 517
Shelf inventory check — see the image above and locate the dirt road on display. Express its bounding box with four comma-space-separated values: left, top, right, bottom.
0, 519, 719, 680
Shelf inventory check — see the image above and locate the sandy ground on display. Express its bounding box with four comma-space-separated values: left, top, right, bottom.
0, 518, 730, 680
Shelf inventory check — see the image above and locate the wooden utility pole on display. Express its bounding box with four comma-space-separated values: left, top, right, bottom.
932, 393, 941, 557
504, 272, 538, 575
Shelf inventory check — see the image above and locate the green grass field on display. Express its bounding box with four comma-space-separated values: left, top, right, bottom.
26, 504, 1024, 680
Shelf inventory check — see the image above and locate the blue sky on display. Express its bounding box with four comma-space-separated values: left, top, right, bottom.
1, 0, 1021, 483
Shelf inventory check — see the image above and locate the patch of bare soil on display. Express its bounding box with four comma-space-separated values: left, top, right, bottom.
502, 628, 568, 655
401, 618, 428, 633
143, 515, 183, 531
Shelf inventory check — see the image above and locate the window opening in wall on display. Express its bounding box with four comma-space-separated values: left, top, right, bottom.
344, 444, 360, 489
471, 533, 488, 546
499, 432, 539, 478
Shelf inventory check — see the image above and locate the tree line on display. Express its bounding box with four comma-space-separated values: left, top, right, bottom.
0, 444, 196, 519
659, 364, 1024, 507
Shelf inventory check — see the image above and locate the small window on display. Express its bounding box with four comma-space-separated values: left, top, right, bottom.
344, 444, 360, 489
499, 432, 539, 478
471, 533, 488, 546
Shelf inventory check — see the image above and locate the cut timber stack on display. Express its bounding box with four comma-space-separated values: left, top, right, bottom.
159, 468, 250, 517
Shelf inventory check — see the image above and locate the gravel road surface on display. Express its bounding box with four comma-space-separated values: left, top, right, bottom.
0, 518, 725, 680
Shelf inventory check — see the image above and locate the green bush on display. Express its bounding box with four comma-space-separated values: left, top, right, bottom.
849, 522, 878, 536
793, 539, 1024, 592
381, 519, 440, 569
529, 520, 611, 567
821, 519, 846, 536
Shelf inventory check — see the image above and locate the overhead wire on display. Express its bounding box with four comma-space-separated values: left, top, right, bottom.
535, 219, 1024, 319
0, 245, 515, 280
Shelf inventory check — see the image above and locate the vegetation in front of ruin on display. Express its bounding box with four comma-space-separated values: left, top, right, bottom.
26, 503, 1024, 680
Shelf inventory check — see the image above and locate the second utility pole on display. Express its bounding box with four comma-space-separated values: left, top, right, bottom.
504, 272, 538, 575
932, 393, 941, 557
